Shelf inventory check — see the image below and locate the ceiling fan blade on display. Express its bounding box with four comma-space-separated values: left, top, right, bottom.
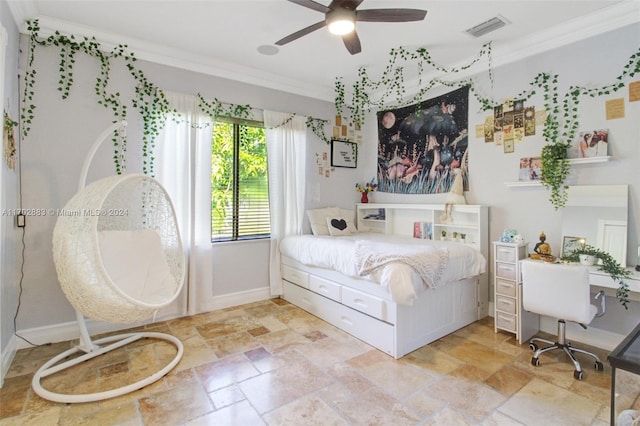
357, 9, 427, 22
328, 0, 364, 11
275, 20, 327, 46
287, 0, 330, 14
342, 30, 362, 55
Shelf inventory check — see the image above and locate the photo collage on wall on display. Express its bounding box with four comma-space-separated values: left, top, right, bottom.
376, 86, 469, 195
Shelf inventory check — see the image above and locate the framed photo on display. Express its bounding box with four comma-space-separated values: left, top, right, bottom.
561, 236, 586, 259
518, 157, 542, 181
568, 129, 609, 159
331, 139, 357, 168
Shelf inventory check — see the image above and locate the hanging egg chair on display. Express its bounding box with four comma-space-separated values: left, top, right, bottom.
32, 121, 186, 403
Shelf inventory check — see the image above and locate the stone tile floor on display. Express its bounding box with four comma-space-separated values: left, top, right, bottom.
1, 298, 638, 425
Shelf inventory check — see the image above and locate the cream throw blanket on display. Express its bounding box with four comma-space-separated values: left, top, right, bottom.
354, 240, 449, 289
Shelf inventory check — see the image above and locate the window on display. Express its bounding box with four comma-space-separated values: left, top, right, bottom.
211, 118, 270, 242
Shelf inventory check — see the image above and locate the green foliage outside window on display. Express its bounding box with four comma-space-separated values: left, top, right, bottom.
211, 121, 270, 241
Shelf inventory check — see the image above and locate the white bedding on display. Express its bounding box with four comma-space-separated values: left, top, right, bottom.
279, 233, 486, 305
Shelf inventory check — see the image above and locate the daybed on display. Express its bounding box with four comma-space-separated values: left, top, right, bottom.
280, 203, 489, 359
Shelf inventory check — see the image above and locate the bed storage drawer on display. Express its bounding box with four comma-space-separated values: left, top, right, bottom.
341, 287, 386, 321
495, 295, 516, 314
495, 262, 517, 280
495, 311, 517, 333
282, 265, 309, 289
335, 304, 394, 356
309, 276, 341, 302
495, 278, 517, 297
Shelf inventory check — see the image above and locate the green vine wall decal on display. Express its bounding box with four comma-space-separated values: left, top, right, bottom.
21, 19, 337, 175
22, 20, 174, 175
336, 43, 640, 209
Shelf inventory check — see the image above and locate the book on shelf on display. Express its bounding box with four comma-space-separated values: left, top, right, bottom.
413, 221, 433, 240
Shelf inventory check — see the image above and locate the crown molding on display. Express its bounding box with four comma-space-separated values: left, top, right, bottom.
392, 1, 639, 105
8, 1, 639, 103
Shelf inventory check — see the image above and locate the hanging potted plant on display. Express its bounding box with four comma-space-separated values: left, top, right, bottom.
563, 244, 631, 309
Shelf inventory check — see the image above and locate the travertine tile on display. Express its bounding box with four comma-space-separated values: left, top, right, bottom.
239, 359, 334, 414
498, 378, 601, 425
427, 375, 507, 421
263, 394, 349, 425
138, 383, 213, 425
1, 304, 627, 426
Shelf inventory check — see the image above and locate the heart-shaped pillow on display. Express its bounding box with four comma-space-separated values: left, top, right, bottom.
330, 218, 347, 230
326, 217, 351, 236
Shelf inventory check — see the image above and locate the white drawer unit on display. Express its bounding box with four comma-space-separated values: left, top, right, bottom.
492, 241, 538, 344
341, 287, 387, 321
282, 265, 310, 289
309, 275, 341, 302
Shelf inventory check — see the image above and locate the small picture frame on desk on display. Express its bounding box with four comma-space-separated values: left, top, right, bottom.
330, 139, 357, 168
561, 235, 586, 259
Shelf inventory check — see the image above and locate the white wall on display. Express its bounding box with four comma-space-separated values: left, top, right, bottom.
7, 17, 640, 348
355, 23, 640, 338
15, 37, 342, 335
1, 0, 22, 384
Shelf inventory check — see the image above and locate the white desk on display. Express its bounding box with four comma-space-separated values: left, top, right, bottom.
588, 267, 640, 301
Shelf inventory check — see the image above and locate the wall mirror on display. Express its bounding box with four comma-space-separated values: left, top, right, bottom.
561, 185, 628, 266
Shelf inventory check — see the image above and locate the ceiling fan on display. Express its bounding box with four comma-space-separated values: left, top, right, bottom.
275, 0, 428, 55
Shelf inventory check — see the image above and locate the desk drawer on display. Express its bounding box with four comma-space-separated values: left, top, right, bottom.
341, 287, 386, 321
282, 265, 309, 288
496, 262, 517, 280
495, 295, 517, 315
495, 246, 516, 262
309, 275, 341, 302
495, 278, 517, 297
495, 311, 517, 333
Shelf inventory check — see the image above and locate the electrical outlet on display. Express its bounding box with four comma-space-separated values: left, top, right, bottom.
16, 213, 25, 228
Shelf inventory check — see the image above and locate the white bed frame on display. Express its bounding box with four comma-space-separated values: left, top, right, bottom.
281, 203, 489, 359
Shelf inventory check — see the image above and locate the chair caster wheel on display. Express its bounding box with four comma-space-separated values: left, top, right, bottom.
595, 361, 604, 371
573, 370, 584, 380
531, 357, 540, 367
529, 343, 538, 352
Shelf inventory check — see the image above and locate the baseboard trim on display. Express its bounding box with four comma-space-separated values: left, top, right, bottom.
196, 287, 272, 313
15, 287, 272, 351
0, 334, 18, 388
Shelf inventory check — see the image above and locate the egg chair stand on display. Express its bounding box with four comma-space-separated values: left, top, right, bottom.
31, 121, 186, 404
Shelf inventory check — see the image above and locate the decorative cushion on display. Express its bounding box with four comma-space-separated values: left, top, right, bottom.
98, 230, 175, 304
307, 207, 340, 236
326, 216, 352, 236
337, 208, 358, 233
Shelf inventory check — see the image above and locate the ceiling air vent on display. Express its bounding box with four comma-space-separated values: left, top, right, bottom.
465, 15, 510, 38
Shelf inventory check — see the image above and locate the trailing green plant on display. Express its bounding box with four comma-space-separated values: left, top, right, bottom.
563, 244, 631, 309
335, 43, 640, 209
22, 20, 175, 175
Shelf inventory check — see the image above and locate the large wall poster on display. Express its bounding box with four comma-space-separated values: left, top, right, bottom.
376, 86, 469, 194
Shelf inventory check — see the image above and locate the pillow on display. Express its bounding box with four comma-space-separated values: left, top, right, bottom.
337, 208, 358, 234
326, 216, 352, 236
307, 207, 340, 236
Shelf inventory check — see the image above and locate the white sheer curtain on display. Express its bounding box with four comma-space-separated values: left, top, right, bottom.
264, 111, 307, 296
156, 92, 214, 315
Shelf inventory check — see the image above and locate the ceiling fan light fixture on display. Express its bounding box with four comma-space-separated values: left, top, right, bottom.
327, 9, 356, 35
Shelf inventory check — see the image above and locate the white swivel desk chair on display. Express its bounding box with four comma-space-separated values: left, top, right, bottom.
521, 260, 606, 380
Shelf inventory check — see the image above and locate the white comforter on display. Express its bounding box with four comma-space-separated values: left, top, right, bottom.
279, 233, 486, 305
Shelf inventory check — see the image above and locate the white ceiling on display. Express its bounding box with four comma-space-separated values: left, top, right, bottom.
6, 0, 639, 101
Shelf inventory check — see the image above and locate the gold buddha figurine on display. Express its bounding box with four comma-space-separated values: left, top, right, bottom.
531, 231, 554, 260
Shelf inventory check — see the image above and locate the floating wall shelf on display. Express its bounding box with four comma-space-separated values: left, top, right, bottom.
504, 156, 612, 187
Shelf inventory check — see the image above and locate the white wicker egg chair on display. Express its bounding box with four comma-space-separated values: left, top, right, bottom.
32, 121, 185, 403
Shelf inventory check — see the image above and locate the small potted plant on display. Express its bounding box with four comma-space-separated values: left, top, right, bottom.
440, 230, 447, 241
460, 233, 467, 243
452, 231, 459, 242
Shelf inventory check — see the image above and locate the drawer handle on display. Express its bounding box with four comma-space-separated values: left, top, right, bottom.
353, 298, 368, 308
341, 316, 353, 326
